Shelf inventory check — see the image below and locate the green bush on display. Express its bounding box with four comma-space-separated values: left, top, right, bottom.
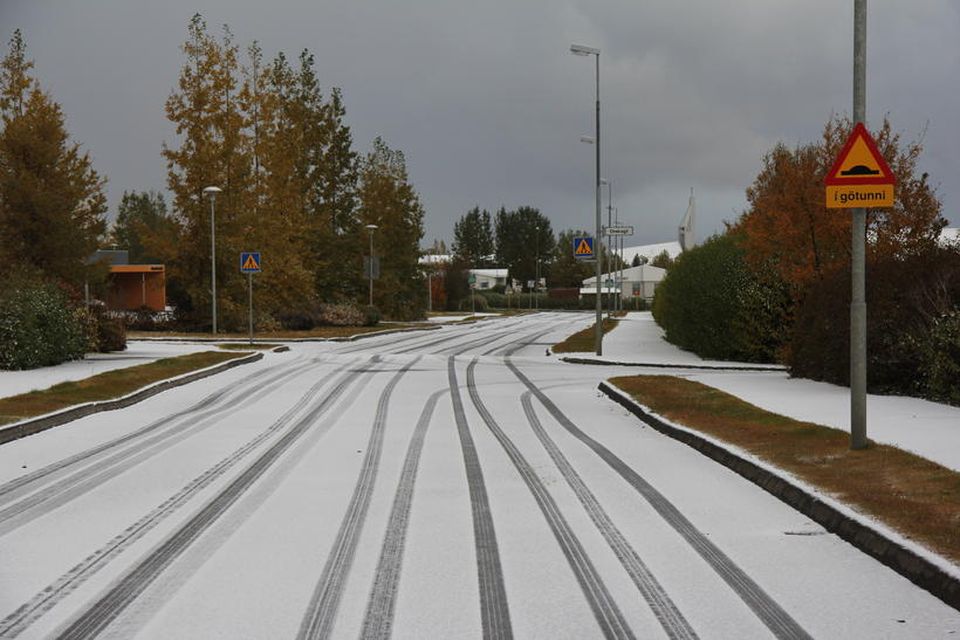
363, 305, 381, 326
458, 294, 489, 312
478, 291, 508, 308
789, 247, 960, 405
84, 303, 127, 353
652, 233, 789, 362
319, 302, 365, 326
0, 281, 88, 369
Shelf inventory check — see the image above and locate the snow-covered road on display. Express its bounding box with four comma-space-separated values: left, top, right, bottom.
0, 313, 957, 638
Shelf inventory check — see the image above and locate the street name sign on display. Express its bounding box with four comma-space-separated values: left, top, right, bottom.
240, 252, 261, 273
573, 236, 595, 260
824, 122, 895, 208
603, 225, 634, 236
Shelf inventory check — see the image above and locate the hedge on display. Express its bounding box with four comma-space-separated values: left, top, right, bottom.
651, 234, 789, 363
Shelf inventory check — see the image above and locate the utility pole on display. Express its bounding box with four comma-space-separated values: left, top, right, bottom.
850, 0, 867, 449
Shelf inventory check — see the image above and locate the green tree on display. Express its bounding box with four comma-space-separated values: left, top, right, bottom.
358, 137, 425, 319
550, 229, 595, 287
0, 30, 107, 289
650, 250, 674, 270
111, 190, 179, 264
452, 207, 495, 267
494, 206, 555, 284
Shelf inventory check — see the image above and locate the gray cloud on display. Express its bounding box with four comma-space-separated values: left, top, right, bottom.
2, 0, 956, 247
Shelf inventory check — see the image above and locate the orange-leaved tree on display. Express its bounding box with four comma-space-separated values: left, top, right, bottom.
734, 115, 945, 296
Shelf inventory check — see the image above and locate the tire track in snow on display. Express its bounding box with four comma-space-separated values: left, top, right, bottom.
50, 360, 373, 640
296, 357, 420, 640
359, 388, 446, 640
447, 355, 513, 640
0, 360, 353, 638
356, 326, 544, 639
0, 356, 319, 538
0, 355, 311, 509
504, 356, 813, 640
520, 392, 699, 640
466, 358, 635, 640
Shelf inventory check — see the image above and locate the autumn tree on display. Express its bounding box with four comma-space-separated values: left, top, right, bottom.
164, 15, 255, 327
358, 137, 425, 319
0, 30, 107, 289
240, 48, 315, 316
734, 115, 945, 295
452, 207, 495, 267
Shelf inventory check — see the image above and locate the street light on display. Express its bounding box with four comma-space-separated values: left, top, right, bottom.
203, 186, 222, 334
534, 225, 540, 311
601, 178, 614, 318
571, 42, 603, 355
366, 224, 378, 307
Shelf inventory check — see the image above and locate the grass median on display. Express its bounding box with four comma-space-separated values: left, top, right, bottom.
0, 351, 252, 427
552, 317, 619, 353
610, 375, 960, 563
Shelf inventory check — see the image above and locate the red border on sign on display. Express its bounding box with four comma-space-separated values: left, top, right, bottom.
824, 122, 896, 186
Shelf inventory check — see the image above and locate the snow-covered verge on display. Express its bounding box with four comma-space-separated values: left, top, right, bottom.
563, 311, 960, 473
0, 352, 264, 445
600, 381, 960, 611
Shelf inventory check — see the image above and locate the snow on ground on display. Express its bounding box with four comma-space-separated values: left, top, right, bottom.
0, 341, 218, 399
569, 312, 783, 369
599, 312, 960, 472
425, 312, 500, 324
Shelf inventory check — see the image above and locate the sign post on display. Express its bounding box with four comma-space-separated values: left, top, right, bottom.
824, 1, 897, 450
240, 252, 261, 344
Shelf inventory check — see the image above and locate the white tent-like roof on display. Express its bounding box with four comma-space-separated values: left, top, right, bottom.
617, 241, 682, 265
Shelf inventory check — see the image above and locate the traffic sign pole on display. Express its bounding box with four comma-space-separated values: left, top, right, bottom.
248, 272, 254, 345
239, 252, 261, 345
851, 0, 867, 450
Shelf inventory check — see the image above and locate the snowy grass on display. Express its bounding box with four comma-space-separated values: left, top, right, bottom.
0, 351, 250, 426
611, 374, 960, 564
552, 317, 620, 353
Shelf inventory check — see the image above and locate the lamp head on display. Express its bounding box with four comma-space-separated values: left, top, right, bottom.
570, 44, 600, 56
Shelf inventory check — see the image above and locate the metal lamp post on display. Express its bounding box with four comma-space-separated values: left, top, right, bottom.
601, 177, 613, 318
366, 224, 378, 307
571, 43, 602, 355
202, 186, 222, 334
535, 225, 540, 311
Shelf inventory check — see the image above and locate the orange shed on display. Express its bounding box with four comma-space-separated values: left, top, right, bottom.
107, 264, 166, 311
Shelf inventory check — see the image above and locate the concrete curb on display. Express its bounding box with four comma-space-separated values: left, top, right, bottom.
0, 352, 265, 446
128, 325, 439, 345
598, 380, 960, 612
563, 356, 786, 372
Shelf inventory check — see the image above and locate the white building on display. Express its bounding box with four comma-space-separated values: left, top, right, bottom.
470, 268, 508, 290
581, 263, 666, 302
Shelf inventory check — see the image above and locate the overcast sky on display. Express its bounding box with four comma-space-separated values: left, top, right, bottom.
2, 1, 957, 247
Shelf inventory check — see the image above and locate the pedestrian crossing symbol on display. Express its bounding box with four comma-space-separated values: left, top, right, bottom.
240, 251, 262, 273
573, 236, 594, 261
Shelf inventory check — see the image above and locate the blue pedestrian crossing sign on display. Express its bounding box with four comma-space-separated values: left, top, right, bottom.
573, 236, 595, 260
240, 252, 262, 273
